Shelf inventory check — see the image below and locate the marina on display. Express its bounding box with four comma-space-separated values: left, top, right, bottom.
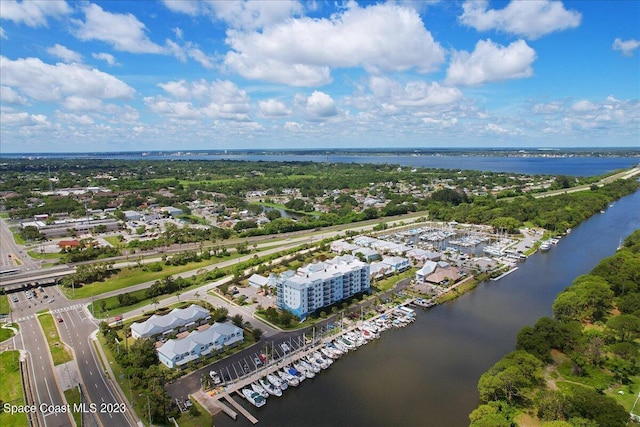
214, 191, 640, 427
193, 303, 420, 424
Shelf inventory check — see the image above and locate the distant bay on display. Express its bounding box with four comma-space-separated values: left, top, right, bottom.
2, 150, 638, 177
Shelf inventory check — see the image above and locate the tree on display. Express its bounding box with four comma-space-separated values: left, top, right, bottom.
128, 339, 158, 368
231, 314, 244, 327
606, 314, 640, 342
251, 328, 263, 341
478, 351, 543, 404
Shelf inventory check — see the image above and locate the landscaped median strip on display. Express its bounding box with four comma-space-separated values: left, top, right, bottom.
37, 311, 73, 365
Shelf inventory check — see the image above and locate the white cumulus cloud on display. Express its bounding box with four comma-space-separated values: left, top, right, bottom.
163, 0, 303, 30
224, 2, 445, 86
0, 56, 135, 102
259, 99, 291, 117
145, 79, 251, 122
459, 0, 581, 40
0, 0, 71, 27
92, 52, 117, 66
613, 38, 640, 57
47, 44, 82, 63
446, 39, 537, 86
74, 3, 164, 54
1, 86, 27, 104
369, 77, 462, 107
303, 91, 338, 119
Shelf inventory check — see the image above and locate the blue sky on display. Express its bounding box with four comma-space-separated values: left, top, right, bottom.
1, 0, 638, 153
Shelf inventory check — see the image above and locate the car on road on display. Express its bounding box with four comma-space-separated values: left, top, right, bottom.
57, 317, 63, 323
11, 296, 18, 303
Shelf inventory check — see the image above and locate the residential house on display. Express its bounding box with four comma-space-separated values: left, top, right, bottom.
157, 322, 244, 368
130, 304, 210, 340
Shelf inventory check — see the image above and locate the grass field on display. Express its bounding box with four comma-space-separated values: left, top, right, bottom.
0, 351, 29, 427
435, 278, 479, 304
27, 250, 60, 260
0, 323, 18, 341
64, 387, 82, 427
174, 399, 214, 427
60, 255, 238, 300
0, 293, 10, 315
38, 312, 73, 365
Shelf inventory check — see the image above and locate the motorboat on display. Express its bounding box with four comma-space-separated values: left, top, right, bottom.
278, 368, 299, 387
294, 362, 315, 379
287, 365, 306, 382
251, 382, 269, 399
259, 377, 282, 397
242, 388, 266, 407
267, 373, 287, 391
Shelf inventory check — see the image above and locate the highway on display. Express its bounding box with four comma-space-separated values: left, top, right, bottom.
56, 306, 133, 427
12, 315, 74, 427
6, 281, 135, 427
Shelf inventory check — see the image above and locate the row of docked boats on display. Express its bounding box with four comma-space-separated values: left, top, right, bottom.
240, 352, 335, 407
240, 307, 417, 408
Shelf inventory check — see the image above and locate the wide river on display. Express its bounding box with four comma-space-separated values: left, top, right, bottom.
217, 189, 640, 427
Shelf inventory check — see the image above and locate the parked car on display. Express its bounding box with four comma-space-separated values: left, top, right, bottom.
209, 370, 221, 385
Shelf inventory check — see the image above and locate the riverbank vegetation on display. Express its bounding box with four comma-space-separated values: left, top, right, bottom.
469, 229, 640, 427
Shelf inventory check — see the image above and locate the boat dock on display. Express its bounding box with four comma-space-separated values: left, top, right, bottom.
199, 303, 419, 424
225, 394, 258, 424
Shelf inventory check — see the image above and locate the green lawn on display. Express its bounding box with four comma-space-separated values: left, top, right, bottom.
606, 375, 640, 413
435, 278, 479, 304
27, 250, 60, 260
0, 323, 18, 341
103, 235, 124, 246
174, 399, 214, 427
61, 256, 238, 300
0, 351, 29, 427
372, 268, 416, 293
0, 293, 10, 315
38, 312, 73, 365
64, 387, 82, 427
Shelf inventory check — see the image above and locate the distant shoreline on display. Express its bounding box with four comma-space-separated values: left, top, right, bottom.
1, 147, 639, 159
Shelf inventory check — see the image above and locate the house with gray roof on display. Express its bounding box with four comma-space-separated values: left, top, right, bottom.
130, 304, 210, 340
157, 322, 243, 368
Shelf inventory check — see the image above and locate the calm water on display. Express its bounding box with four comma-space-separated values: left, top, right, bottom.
3, 151, 637, 176
216, 190, 640, 427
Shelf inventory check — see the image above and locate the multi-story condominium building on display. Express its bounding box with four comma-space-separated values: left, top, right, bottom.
276, 255, 370, 319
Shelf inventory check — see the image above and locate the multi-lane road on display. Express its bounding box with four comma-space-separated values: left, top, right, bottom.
6, 284, 135, 427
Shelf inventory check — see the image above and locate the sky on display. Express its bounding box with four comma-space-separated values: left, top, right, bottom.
0, 0, 639, 153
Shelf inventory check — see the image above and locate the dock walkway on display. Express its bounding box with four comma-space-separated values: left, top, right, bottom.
224, 394, 258, 424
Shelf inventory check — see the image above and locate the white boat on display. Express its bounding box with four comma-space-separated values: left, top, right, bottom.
287, 365, 305, 382
320, 347, 339, 360
259, 377, 282, 397
294, 362, 315, 378
539, 241, 552, 252
242, 388, 266, 407
331, 341, 348, 354
267, 373, 287, 391
251, 382, 269, 399
313, 351, 333, 366
278, 369, 299, 387
300, 358, 321, 374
